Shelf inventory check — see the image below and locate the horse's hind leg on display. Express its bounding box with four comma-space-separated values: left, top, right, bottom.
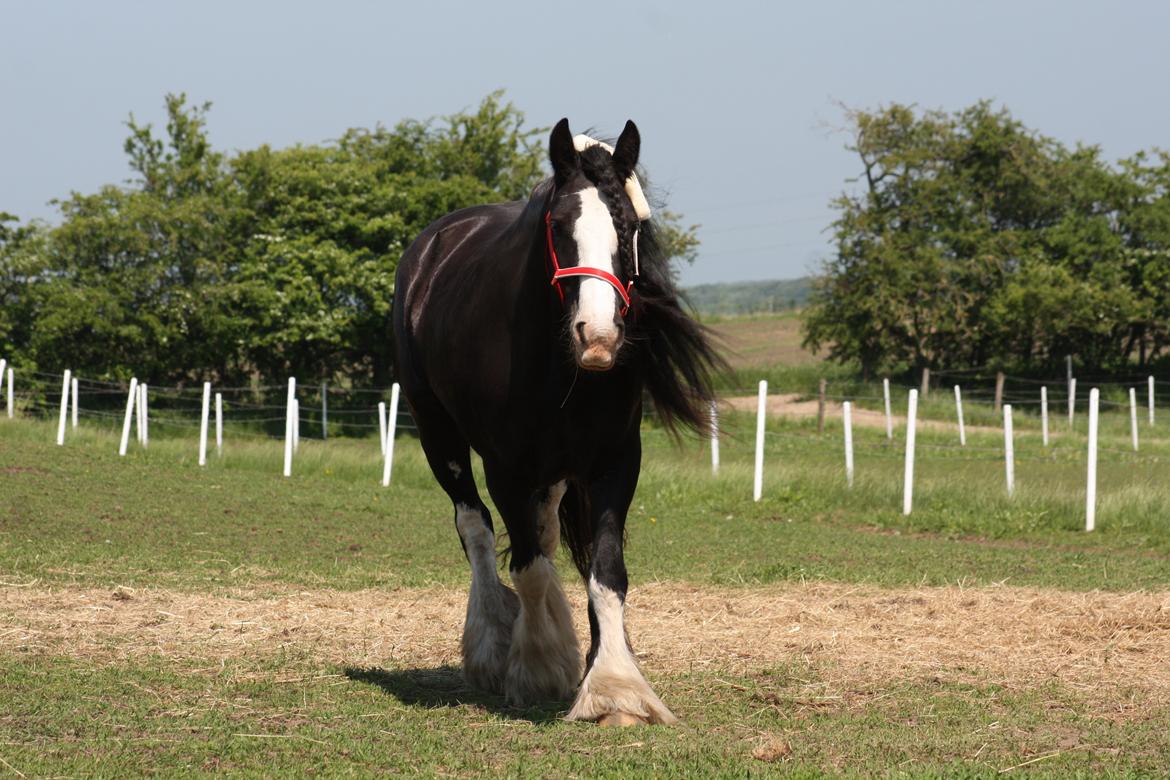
412, 405, 517, 694
484, 471, 580, 705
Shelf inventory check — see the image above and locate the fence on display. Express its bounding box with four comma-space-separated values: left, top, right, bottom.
1, 359, 1165, 532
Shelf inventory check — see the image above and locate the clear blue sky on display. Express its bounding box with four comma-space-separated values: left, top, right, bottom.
2, 1, 1168, 285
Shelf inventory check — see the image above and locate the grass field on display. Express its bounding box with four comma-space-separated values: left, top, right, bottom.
4, 365, 1170, 778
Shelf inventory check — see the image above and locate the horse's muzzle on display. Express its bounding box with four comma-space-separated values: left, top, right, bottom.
574, 322, 623, 372
579, 344, 616, 371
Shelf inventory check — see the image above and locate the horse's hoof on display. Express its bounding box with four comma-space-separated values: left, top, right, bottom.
598, 712, 648, 727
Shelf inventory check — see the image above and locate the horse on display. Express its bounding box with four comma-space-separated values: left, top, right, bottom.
392, 118, 722, 725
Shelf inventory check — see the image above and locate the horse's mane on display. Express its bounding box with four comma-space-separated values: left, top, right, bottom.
625, 217, 728, 437
554, 147, 729, 437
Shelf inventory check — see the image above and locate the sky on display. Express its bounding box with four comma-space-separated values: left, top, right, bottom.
2, 1, 1169, 286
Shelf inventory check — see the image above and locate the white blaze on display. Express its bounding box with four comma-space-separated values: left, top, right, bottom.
572, 187, 620, 339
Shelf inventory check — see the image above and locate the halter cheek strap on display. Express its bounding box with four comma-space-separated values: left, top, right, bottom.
545, 211, 633, 316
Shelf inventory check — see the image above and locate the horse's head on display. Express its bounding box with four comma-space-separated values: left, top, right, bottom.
546, 118, 648, 372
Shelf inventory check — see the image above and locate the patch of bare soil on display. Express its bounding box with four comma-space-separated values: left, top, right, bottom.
722, 393, 998, 435
3, 582, 1169, 704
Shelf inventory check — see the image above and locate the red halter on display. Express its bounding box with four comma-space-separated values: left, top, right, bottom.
545, 211, 633, 316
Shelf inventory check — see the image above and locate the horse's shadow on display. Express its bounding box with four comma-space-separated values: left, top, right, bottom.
344, 665, 566, 724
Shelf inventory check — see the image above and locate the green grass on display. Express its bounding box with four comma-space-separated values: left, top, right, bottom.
3, 407, 1170, 593
2, 653, 1166, 778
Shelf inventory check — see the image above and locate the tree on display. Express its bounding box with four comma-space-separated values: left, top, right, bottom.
803, 102, 1164, 374
7, 91, 703, 391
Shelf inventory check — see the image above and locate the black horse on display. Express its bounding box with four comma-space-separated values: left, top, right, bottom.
393, 118, 721, 725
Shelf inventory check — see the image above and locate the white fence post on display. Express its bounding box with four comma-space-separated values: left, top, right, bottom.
215, 392, 223, 456
321, 382, 328, 440
5, 367, 12, 418
1041, 386, 1049, 447
1086, 388, 1099, 532
1149, 376, 1155, 427
140, 384, 148, 448
843, 401, 854, 489
283, 377, 296, 477
135, 382, 144, 444
198, 382, 211, 466
883, 377, 893, 440
1003, 404, 1014, 498
954, 385, 966, 446
56, 369, 71, 446
903, 389, 918, 516
1129, 387, 1138, 451
709, 400, 720, 475
378, 402, 387, 455
382, 382, 401, 487
0, 360, 5, 413
293, 399, 300, 452
1068, 377, 1076, 428
119, 378, 138, 457
753, 380, 767, 502
71, 376, 78, 430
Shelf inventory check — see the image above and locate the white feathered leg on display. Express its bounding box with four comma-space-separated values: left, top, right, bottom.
503, 555, 581, 705
566, 577, 678, 725
457, 505, 518, 693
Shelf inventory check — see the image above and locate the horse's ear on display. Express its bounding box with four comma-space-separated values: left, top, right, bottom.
612, 120, 641, 180
549, 118, 578, 186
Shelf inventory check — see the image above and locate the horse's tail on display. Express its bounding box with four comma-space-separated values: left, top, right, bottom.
558, 480, 593, 579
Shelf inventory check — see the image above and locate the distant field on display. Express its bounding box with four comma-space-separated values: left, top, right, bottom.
707, 311, 822, 371
684, 277, 812, 317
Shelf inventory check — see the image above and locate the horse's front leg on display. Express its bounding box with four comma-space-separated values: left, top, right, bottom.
484, 468, 580, 706
566, 436, 678, 725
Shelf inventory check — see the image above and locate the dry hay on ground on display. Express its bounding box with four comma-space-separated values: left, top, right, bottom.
3, 581, 1168, 708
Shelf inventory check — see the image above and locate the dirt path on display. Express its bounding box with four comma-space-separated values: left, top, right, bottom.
4, 582, 1168, 702
722, 393, 998, 435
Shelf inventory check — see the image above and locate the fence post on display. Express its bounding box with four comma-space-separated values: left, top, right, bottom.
199, 382, 211, 466
56, 369, 71, 446
71, 376, 78, 430
0, 360, 5, 412
215, 392, 223, 456
119, 378, 138, 457
883, 378, 893, 440
293, 399, 300, 452
1003, 404, 1014, 497
903, 389, 918, 516
135, 382, 144, 444
1129, 387, 1138, 452
140, 384, 148, 448
378, 402, 388, 455
843, 401, 854, 489
1086, 388, 1099, 532
1068, 378, 1076, 428
1041, 386, 1049, 447
920, 368, 930, 399
283, 377, 296, 477
994, 371, 1005, 413
1148, 376, 1155, 427
321, 382, 328, 440
709, 400, 719, 475
5, 367, 12, 418
817, 378, 826, 435
954, 385, 966, 446
753, 380, 767, 502
382, 382, 401, 487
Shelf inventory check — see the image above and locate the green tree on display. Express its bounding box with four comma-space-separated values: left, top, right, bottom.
803, 102, 1161, 374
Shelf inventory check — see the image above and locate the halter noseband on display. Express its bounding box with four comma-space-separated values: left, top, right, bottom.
545, 211, 634, 317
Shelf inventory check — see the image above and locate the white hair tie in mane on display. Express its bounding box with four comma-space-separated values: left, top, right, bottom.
572, 134, 652, 222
